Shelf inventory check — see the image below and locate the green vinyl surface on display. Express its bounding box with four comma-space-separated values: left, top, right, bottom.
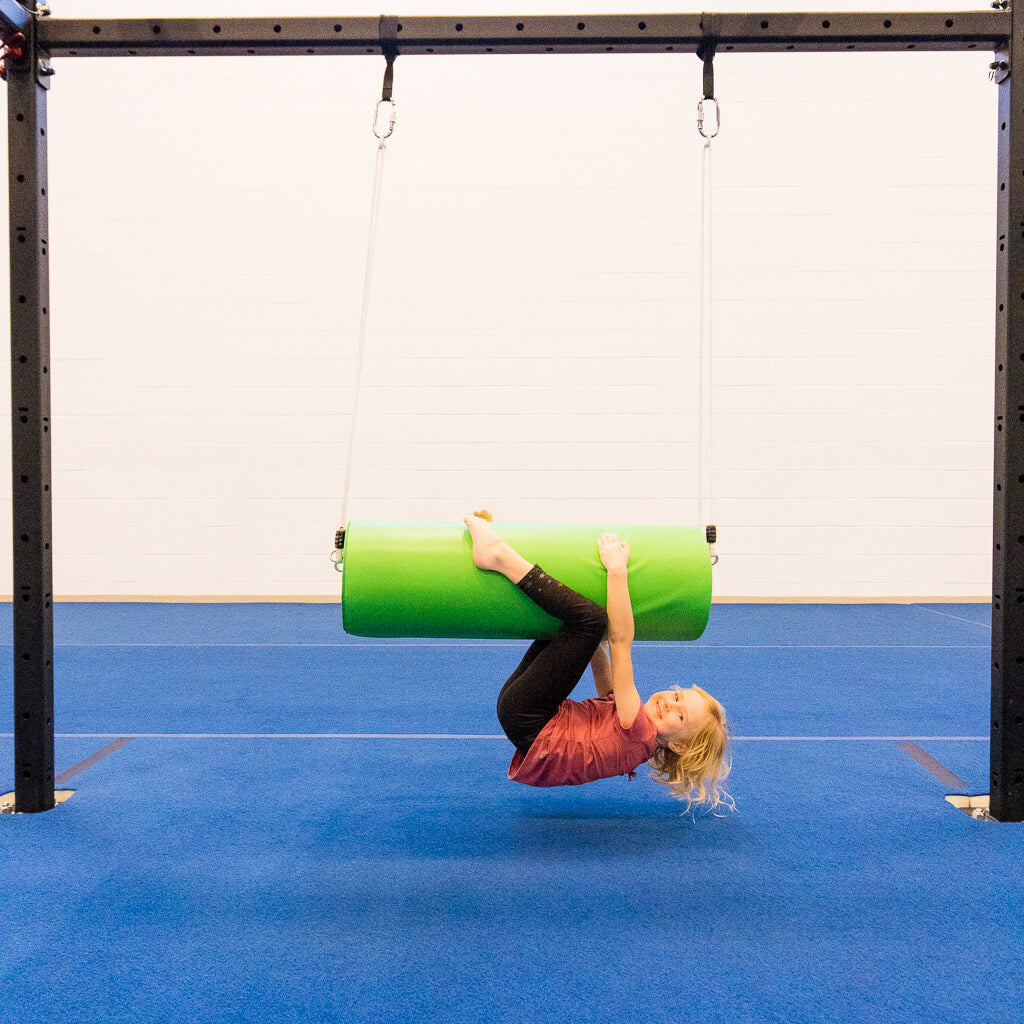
340, 521, 712, 641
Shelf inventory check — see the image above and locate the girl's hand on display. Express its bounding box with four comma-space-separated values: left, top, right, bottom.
598, 532, 630, 572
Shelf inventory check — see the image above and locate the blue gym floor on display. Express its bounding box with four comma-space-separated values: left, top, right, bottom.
1, 601, 1020, 1024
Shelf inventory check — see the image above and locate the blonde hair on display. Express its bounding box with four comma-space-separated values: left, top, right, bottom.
647, 685, 735, 815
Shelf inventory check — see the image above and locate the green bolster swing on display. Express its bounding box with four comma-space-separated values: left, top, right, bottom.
340, 521, 712, 641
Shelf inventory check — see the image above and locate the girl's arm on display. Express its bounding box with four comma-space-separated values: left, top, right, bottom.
606, 566, 642, 729
610, 643, 640, 729
605, 566, 635, 645
590, 640, 613, 698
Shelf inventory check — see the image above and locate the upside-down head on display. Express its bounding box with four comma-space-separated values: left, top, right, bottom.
645, 685, 734, 814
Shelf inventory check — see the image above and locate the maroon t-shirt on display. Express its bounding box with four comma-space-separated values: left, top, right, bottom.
508, 694, 659, 787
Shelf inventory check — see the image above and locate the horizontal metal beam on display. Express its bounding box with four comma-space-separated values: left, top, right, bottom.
37, 11, 1010, 58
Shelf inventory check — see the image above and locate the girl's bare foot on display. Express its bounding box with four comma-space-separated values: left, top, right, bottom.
462, 511, 505, 572
462, 510, 532, 583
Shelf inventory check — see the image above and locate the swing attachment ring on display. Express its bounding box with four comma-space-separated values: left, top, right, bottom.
373, 99, 397, 140
330, 527, 346, 571
706, 525, 719, 566
697, 97, 720, 139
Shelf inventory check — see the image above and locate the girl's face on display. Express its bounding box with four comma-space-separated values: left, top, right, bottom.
643, 687, 711, 748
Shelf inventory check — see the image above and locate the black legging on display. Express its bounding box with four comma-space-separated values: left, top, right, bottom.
496, 565, 609, 754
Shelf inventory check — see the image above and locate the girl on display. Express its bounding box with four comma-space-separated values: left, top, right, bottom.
463, 510, 734, 812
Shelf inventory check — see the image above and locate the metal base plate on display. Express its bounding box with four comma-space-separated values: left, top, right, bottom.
945, 794, 997, 822
0, 790, 75, 813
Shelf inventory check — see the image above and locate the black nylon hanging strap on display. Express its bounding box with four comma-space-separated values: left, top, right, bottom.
379, 15, 400, 101
696, 13, 722, 99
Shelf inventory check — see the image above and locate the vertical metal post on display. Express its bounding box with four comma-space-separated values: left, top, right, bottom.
8, 6, 54, 814
991, 9, 1024, 823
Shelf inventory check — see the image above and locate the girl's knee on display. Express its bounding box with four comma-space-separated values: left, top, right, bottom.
496, 699, 530, 746
575, 603, 608, 636
496, 693, 518, 730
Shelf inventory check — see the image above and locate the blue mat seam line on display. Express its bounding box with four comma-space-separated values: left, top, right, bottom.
53, 737, 133, 785
896, 741, 971, 789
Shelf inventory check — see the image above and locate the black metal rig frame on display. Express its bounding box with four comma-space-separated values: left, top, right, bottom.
2, 4, 1020, 819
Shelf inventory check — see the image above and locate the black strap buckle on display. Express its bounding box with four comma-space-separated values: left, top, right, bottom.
379, 15, 400, 102
697, 14, 722, 100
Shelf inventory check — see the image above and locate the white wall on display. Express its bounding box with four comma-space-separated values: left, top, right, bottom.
0, 1, 999, 598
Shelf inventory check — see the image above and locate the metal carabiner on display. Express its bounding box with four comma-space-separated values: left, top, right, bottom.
697, 97, 720, 140
706, 525, 719, 566
330, 527, 346, 571
373, 99, 397, 140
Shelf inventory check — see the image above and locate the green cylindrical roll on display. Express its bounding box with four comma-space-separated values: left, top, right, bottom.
340, 521, 711, 641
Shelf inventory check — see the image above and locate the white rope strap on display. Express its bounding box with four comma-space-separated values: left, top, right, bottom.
698, 135, 714, 535
332, 89, 396, 568
339, 137, 388, 533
